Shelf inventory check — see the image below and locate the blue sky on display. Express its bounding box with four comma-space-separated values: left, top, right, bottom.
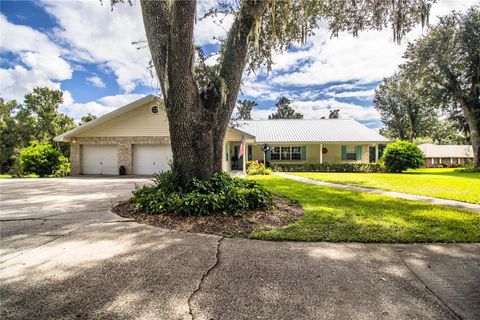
1, 0, 476, 128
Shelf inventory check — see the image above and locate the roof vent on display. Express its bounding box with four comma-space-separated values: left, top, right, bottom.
151, 105, 159, 114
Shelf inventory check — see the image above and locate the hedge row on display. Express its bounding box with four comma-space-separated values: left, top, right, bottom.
270, 162, 383, 173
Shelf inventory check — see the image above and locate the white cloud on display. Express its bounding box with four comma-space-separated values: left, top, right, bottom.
251, 99, 380, 123
59, 92, 146, 121
326, 89, 375, 99
86, 75, 106, 88
0, 14, 72, 101
42, 1, 154, 93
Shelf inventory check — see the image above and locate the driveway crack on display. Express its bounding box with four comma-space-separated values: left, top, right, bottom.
395, 248, 462, 320
188, 236, 224, 320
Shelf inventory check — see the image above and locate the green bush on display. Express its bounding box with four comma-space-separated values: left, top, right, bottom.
246, 160, 272, 175
382, 141, 424, 173
52, 156, 71, 177
19, 143, 63, 177
270, 162, 383, 173
132, 171, 272, 216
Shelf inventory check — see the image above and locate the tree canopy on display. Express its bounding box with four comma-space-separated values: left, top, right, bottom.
399, 6, 480, 166
236, 99, 257, 120
328, 109, 340, 119
0, 87, 89, 173
374, 72, 438, 141
269, 97, 303, 119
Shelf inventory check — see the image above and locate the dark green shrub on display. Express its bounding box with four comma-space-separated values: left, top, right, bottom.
270, 162, 383, 173
19, 143, 63, 177
132, 171, 272, 216
382, 141, 424, 173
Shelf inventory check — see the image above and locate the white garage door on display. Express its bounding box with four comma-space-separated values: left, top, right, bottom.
133, 144, 172, 175
81, 145, 118, 175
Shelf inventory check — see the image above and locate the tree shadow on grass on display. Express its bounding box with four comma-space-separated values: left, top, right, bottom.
253, 177, 480, 242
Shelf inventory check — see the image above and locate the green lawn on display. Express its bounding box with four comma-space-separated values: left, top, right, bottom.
251, 176, 480, 243
284, 168, 480, 204
0, 174, 38, 179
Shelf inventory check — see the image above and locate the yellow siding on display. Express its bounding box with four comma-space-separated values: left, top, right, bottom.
78, 101, 170, 137
224, 128, 242, 141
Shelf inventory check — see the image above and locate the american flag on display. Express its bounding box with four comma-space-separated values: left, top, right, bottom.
238, 135, 245, 158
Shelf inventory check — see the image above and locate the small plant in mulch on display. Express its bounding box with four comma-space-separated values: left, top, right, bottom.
112, 171, 303, 238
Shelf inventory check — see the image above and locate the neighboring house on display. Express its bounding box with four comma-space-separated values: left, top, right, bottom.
54, 95, 389, 175
418, 143, 473, 167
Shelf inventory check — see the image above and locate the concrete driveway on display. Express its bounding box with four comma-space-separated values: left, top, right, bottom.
0, 178, 479, 320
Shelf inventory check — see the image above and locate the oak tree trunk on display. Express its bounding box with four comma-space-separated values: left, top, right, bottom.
140, 0, 270, 185
460, 98, 480, 167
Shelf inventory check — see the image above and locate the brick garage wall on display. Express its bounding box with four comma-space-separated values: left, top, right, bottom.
71, 136, 170, 175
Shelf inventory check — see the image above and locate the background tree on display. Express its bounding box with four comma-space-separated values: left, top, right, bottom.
112, 0, 433, 185
401, 7, 480, 166
80, 113, 98, 125
269, 97, 303, 119
236, 99, 257, 120
0, 99, 20, 172
0, 88, 84, 173
374, 72, 438, 141
328, 109, 340, 119
20, 87, 76, 156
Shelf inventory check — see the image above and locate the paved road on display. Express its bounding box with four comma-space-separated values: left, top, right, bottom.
1, 178, 479, 320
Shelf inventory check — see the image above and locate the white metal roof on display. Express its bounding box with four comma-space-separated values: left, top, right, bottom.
418, 143, 473, 158
54, 95, 388, 144
234, 119, 389, 143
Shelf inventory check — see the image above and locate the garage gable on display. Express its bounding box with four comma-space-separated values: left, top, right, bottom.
79, 101, 169, 137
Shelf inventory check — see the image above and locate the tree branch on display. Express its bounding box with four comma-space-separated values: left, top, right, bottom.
140, 0, 170, 97
219, 0, 271, 118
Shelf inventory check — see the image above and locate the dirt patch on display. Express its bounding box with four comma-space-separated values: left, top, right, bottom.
112, 195, 303, 238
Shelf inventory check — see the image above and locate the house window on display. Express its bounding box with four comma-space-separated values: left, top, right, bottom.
452, 158, 458, 164
270, 146, 302, 161
271, 146, 280, 160
151, 105, 159, 114
281, 147, 291, 160
346, 145, 356, 160
291, 146, 302, 160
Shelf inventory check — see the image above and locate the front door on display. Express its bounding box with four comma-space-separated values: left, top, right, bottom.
233, 145, 243, 169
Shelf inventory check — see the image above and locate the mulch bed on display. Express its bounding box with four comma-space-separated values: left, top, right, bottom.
112, 195, 304, 238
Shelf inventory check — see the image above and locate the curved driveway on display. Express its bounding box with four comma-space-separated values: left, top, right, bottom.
1, 177, 479, 319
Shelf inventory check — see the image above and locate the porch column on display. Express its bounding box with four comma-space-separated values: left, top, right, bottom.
242, 144, 247, 174
450, 157, 453, 164
375, 144, 379, 163
439, 157, 442, 165
320, 143, 323, 164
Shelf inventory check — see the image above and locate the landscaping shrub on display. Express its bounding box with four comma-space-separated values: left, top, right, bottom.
52, 156, 71, 177
270, 162, 383, 173
246, 160, 272, 175
382, 141, 424, 173
19, 143, 63, 177
132, 171, 272, 216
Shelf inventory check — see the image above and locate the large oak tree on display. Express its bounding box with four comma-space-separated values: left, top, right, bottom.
374, 72, 438, 141
112, 0, 433, 185
401, 6, 480, 166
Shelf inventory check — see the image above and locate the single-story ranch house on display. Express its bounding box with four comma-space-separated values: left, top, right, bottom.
418, 143, 473, 167
55, 95, 389, 175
